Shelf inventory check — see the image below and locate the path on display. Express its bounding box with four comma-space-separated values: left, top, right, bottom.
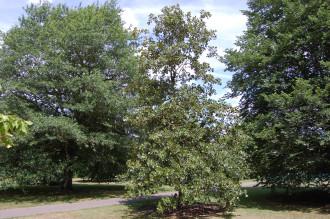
0, 192, 175, 219
0, 181, 258, 219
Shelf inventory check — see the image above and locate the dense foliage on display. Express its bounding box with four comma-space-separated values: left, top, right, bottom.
223, 0, 330, 189
0, 1, 137, 189
126, 5, 248, 212
127, 88, 248, 212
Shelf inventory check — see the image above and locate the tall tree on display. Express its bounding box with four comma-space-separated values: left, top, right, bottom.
0, 1, 137, 189
223, 0, 330, 189
127, 5, 248, 212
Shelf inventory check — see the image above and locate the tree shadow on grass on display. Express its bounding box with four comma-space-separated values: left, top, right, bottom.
239, 187, 330, 215
122, 198, 160, 218
122, 197, 229, 219
121, 187, 330, 218
0, 183, 126, 208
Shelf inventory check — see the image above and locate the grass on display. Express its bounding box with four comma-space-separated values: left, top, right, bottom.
0, 182, 126, 210
0, 180, 173, 210
16, 202, 152, 219
1, 180, 329, 218
16, 186, 330, 219
228, 187, 330, 219
239, 187, 329, 212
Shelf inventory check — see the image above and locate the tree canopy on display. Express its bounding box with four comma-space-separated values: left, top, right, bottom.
223, 0, 330, 189
0, 0, 137, 189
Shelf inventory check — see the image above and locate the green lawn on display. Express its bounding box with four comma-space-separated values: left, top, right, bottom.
1, 181, 329, 218
0, 182, 126, 210
15, 186, 330, 219
0, 180, 173, 210
17, 203, 151, 219
229, 187, 330, 219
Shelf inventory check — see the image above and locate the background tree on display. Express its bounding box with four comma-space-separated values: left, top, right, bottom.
127, 5, 248, 212
0, 1, 137, 189
223, 0, 330, 189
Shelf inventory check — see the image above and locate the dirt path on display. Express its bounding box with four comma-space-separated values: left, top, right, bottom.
0, 192, 175, 219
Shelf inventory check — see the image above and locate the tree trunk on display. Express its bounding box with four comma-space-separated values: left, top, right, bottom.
177, 190, 183, 208
62, 167, 73, 191
62, 144, 73, 191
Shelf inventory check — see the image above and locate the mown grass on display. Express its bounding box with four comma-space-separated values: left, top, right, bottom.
228, 187, 330, 219
2, 181, 329, 218
0, 180, 173, 211
18, 186, 330, 219
240, 187, 329, 213
0, 183, 126, 210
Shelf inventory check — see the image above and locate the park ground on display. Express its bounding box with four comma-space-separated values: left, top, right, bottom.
0, 180, 329, 219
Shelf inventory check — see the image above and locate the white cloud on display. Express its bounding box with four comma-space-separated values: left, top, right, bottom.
121, 8, 140, 28
199, 52, 226, 70
215, 72, 234, 80
206, 12, 247, 45
27, 0, 53, 4
0, 22, 11, 32
225, 96, 240, 106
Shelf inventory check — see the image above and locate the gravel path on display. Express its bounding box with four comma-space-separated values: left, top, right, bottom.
0, 192, 176, 219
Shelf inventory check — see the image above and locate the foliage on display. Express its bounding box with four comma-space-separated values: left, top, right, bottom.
0, 114, 32, 148
156, 197, 178, 214
126, 5, 248, 212
0, 142, 65, 189
132, 4, 220, 106
0, 1, 137, 189
223, 0, 330, 189
250, 79, 330, 189
128, 88, 248, 211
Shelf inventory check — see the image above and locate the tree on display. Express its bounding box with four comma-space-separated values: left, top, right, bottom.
0, 114, 31, 148
129, 4, 219, 107
0, 1, 137, 189
223, 0, 330, 189
126, 5, 248, 212
127, 88, 248, 212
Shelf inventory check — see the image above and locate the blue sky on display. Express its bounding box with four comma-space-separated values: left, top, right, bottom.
0, 0, 248, 105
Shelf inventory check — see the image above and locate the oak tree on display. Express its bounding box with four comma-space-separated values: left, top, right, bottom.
0, 1, 137, 189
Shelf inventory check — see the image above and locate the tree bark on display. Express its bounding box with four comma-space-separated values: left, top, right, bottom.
61, 143, 73, 191
177, 190, 183, 208
62, 167, 73, 191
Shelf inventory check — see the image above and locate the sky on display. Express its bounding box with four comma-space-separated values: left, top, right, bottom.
0, 0, 248, 105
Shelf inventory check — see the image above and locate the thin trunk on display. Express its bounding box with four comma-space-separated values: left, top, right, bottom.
170, 69, 176, 94
177, 190, 183, 208
271, 185, 276, 194
62, 167, 73, 191
61, 143, 73, 191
